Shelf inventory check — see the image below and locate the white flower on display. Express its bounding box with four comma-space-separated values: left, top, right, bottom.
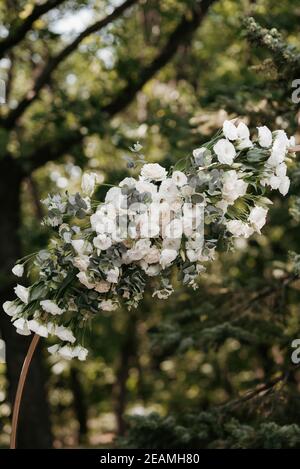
12, 264, 24, 277
193, 147, 213, 166
160, 249, 178, 268
100, 299, 118, 311
158, 179, 179, 201
123, 239, 151, 262
48, 344, 60, 355
53, 325, 76, 343
77, 271, 95, 289
81, 172, 97, 197
276, 163, 287, 177
143, 246, 160, 264
267, 130, 289, 167
172, 171, 187, 187
73, 345, 89, 361
73, 255, 90, 271
140, 262, 161, 277
28, 320, 49, 338
213, 139, 236, 165
14, 285, 29, 304
93, 234, 112, 251
3, 300, 22, 317
226, 220, 254, 238
40, 300, 64, 316
236, 138, 253, 150
279, 176, 290, 196
71, 239, 92, 255
186, 249, 202, 262
237, 122, 250, 140
140, 163, 167, 182
135, 180, 157, 196
248, 206, 268, 233
223, 120, 238, 140
257, 126, 272, 148
119, 177, 137, 188
13, 318, 31, 336
94, 281, 111, 293
164, 219, 183, 239
222, 170, 248, 204
106, 267, 119, 284
58, 345, 74, 360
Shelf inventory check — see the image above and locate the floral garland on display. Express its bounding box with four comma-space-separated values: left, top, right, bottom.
3, 120, 295, 360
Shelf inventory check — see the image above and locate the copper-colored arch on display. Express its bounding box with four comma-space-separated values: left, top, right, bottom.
289, 145, 300, 152
10, 334, 40, 449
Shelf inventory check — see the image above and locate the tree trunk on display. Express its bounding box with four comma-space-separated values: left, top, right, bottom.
114, 314, 138, 436
0, 157, 53, 448
70, 367, 88, 444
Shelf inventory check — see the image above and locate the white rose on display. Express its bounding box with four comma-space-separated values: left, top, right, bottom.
3, 300, 22, 317
248, 206, 268, 233
119, 177, 137, 188
160, 249, 178, 269
143, 246, 160, 264
40, 300, 64, 316
100, 299, 118, 311
106, 267, 119, 284
213, 139, 236, 165
269, 175, 281, 190
73, 255, 90, 271
164, 219, 183, 239
47, 344, 60, 355
14, 285, 29, 304
93, 234, 112, 251
58, 345, 74, 360
237, 122, 250, 140
76, 271, 95, 289
12, 264, 24, 277
53, 325, 76, 343
71, 239, 92, 255
140, 262, 161, 277
136, 180, 158, 196
267, 130, 289, 167
279, 176, 290, 196
257, 126, 272, 148
140, 163, 167, 182
13, 318, 31, 336
172, 171, 187, 187
193, 147, 207, 165
236, 138, 253, 150
222, 170, 248, 204
28, 320, 49, 338
81, 172, 97, 196
223, 120, 238, 140
226, 220, 254, 238
73, 345, 88, 361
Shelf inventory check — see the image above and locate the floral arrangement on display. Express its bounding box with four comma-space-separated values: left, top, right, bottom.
3, 120, 295, 360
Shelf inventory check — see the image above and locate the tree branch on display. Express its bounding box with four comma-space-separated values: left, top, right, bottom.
2, 0, 138, 129
28, 0, 216, 171
0, 0, 65, 57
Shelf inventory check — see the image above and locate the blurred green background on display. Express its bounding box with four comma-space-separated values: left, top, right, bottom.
0, 0, 300, 449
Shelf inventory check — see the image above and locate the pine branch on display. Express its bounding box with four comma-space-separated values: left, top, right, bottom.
2, 0, 138, 129
0, 0, 65, 57
28, 0, 217, 171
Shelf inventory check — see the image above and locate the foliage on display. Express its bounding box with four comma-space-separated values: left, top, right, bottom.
0, 0, 300, 449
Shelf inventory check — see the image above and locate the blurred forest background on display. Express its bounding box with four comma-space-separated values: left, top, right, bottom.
1, 0, 300, 449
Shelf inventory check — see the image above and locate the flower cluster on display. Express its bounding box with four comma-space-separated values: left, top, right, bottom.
3, 120, 295, 360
